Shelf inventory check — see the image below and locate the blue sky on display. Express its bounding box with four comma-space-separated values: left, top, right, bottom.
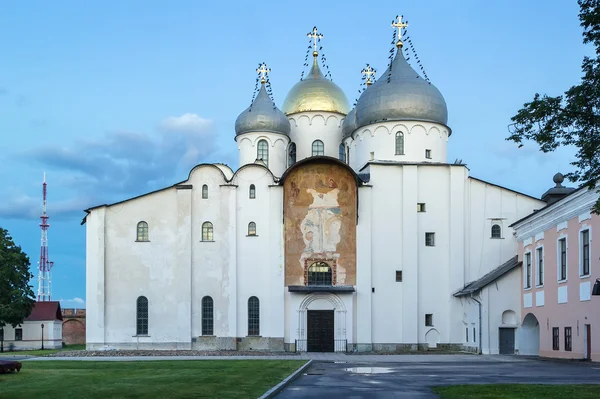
0, 1, 588, 308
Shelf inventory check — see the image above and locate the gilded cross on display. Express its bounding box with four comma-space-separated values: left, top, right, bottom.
257, 62, 270, 83
361, 64, 376, 85
307, 26, 323, 56
391, 15, 409, 48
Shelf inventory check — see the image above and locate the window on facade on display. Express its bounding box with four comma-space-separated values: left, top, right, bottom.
552, 327, 560, 350
425, 314, 433, 326
312, 140, 324, 156
565, 327, 572, 351
339, 143, 345, 162
417, 203, 426, 212
395, 270, 403, 282
202, 222, 214, 241
0, 328, 3, 341
425, 232, 435, 247
136, 296, 148, 335
202, 184, 208, 199
525, 252, 532, 289
15, 328, 22, 341
536, 247, 544, 286
473, 327, 476, 342
248, 296, 260, 336
491, 224, 501, 239
288, 142, 296, 166
395, 132, 404, 155
248, 222, 257, 236
202, 296, 214, 335
136, 221, 149, 242
581, 229, 590, 276
249, 184, 256, 199
465, 328, 469, 342
559, 238, 567, 281
307, 262, 332, 286
425, 149, 432, 159
257, 139, 269, 167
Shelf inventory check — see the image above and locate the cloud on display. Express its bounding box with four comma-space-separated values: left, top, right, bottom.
59, 297, 85, 309
0, 191, 93, 220
160, 113, 212, 134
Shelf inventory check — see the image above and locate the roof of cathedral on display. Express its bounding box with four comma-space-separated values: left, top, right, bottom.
453, 256, 521, 297
342, 108, 357, 139
235, 82, 291, 136
354, 48, 448, 130
282, 56, 350, 115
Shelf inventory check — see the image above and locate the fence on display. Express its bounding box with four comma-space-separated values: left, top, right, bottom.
295, 339, 348, 353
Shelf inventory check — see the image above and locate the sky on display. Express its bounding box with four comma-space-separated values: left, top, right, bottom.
0, 1, 589, 309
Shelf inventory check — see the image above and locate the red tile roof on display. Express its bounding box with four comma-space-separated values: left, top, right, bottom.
25, 301, 63, 321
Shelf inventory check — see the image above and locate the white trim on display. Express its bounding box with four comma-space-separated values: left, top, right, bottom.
556, 235, 568, 283
523, 237, 533, 247
579, 211, 591, 222
523, 251, 532, 290
535, 231, 544, 242
578, 225, 592, 278
557, 221, 568, 232
535, 245, 544, 287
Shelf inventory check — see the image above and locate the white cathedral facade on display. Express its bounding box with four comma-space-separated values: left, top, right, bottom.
84, 22, 546, 354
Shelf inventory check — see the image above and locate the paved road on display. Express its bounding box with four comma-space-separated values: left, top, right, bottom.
276, 356, 600, 398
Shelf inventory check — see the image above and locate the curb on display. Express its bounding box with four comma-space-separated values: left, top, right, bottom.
258, 359, 313, 399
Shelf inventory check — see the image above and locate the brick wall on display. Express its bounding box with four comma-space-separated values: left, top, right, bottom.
61, 308, 86, 345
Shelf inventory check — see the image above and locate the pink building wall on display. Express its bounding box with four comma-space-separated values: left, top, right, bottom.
520, 212, 599, 361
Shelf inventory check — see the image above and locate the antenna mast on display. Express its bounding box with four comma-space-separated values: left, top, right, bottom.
37, 172, 54, 301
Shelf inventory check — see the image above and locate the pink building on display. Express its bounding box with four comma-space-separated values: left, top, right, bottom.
512, 176, 599, 361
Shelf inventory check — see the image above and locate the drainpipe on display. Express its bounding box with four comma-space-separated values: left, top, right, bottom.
471, 295, 483, 355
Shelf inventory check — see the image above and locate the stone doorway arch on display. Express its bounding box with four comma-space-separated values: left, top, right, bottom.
520, 313, 540, 356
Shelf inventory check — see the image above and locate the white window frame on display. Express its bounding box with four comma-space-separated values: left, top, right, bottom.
523, 251, 532, 290
535, 245, 544, 287
579, 225, 592, 278
557, 235, 568, 283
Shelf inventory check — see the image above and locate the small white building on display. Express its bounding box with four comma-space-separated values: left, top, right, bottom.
1, 301, 63, 351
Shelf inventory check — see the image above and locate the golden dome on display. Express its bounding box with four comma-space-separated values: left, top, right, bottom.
282, 57, 350, 115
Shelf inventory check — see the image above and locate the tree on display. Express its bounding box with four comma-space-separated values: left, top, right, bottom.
0, 227, 35, 328
508, 0, 600, 213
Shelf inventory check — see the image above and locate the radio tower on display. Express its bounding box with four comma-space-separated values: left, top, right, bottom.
37, 172, 54, 301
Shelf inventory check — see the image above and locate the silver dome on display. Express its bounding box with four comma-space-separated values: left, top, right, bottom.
235, 83, 291, 136
355, 50, 448, 129
342, 108, 357, 139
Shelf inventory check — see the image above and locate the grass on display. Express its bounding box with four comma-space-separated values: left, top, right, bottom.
433, 384, 600, 398
1, 343, 86, 356
0, 360, 307, 399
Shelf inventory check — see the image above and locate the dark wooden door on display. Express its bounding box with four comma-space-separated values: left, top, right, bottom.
307, 310, 334, 352
585, 324, 592, 360
499, 328, 515, 354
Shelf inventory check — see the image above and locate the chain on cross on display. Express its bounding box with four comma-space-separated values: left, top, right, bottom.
257, 62, 270, 84
391, 15, 409, 48
361, 64, 376, 85
307, 26, 323, 56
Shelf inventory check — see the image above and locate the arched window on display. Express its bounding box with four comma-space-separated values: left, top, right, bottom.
395, 132, 404, 155
136, 296, 148, 335
202, 222, 214, 241
312, 140, 324, 156
202, 184, 208, 199
248, 222, 257, 236
288, 142, 296, 166
257, 139, 269, 167
491, 224, 502, 239
307, 262, 332, 286
248, 296, 260, 336
339, 143, 345, 162
201, 296, 213, 335
136, 221, 149, 242
249, 184, 256, 199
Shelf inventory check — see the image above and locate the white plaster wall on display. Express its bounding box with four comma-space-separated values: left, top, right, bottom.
1, 320, 62, 350
236, 132, 289, 177
356, 185, 373, 346
288, 112, 344, 161
484, 267, 522, 354
86, 207, 106, 347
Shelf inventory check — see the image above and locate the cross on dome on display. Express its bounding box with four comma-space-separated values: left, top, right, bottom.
361, 64, 376, 85
391, 15, 409, 48
307, 26, 323, 57
257, 62, 271, 84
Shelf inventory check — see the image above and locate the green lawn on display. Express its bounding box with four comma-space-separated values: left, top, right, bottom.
433, 384, 600, 398
1, 343, 85, 356
0, 360, 306, 399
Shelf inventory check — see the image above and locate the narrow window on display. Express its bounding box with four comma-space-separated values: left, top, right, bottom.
536, 247, 544, 286
248, 222, 257, 236
552, 327, 559, 350
425, 149, 432, 159
257, 139, 269, 167
202, 184, 208, 199
559, 238, 567, 281
0, 329, 3, 341
466, 328, 469, 342
425, 314, 433, 326
288, 142, 296, 166
202, 222, 214, 241
136, 221, 149, 242
581, 229, 590, 276
417, 203, 426, 212
312, 140, 324, 156
248, 296, 260, 336
249, 184, 256, 199
15, 328, 23, 341
565, 327, 572, 351
339, 143, 345, 162
473, 327, 476, 343
491, 224, 501, 239
201, 296, 214, 335
346, 146, 350, 165
395, 270, 403, 282
136, 296, 148, 335
525, 252, 532, 289
307, 262, 332, 286
425, 232, 435, 247
395, 132, 404, 155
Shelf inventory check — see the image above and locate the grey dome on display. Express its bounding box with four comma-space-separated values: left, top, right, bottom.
342, 108, 357, 139
355, 50, 448, 130
235, 83, 291, 136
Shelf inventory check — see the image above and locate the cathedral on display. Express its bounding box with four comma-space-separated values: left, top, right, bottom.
84, 18, 546, 354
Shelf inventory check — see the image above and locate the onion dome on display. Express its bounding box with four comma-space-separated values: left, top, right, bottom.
342, 108, 357, 139
282, 56, 350, 115
354, 49, 448, 130
235, 82, 290, 136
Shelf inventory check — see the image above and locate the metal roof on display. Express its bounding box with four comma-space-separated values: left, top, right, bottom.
25, 301, 63, 321
454, 256, 521, 297
235, 83, 290, 136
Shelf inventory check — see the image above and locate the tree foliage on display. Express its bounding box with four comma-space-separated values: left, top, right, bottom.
508, 0, 600, 213
0, 227, 35, 328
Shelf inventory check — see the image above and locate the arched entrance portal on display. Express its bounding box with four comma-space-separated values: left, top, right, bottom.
297, 293, 347, 352
520, 313, 540, 356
